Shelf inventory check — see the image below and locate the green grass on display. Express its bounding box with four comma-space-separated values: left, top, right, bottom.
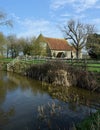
0, 58, 13, 62
87, 67, 100, 72
88, 64, 100, 67
68, 62, 100, 72
0, 58, 100, 72
21, 59, 46, 64
76, 110, 100, 130
87, 64, 100, 72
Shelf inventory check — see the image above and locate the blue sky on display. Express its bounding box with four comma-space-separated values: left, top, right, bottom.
0, 0, 100, 38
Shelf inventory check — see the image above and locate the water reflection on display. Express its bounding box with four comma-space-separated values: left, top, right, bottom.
7, 72, 47, 94
0, 71, 100, 130
0, 107, 15, 126
47, 84, 100, 110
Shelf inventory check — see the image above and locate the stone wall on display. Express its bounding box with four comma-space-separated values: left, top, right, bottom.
0, 62, 7, 71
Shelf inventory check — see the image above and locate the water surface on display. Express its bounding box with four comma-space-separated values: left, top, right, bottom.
0, 71, 100, 130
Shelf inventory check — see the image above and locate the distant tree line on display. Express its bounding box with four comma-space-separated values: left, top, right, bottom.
0, 11, 37, 58
0, 11, 100, 59
0, 33, 36, 58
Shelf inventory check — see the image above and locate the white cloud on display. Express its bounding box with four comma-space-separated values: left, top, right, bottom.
10, 14, 63, 38
82, 18, 100, 33
60, 13, 71, 17
50, 0, 99, 12
74, 0, 99, 13
57, 13, 86, 26
50, 0, 75, 10
18, 19, 51, 37
20, 18, 50, 30
92, 18, 100, 23
95, 5, 100, 8
10, 13, 21, 23
72, 14, 86, 20
91, 18, 100, 33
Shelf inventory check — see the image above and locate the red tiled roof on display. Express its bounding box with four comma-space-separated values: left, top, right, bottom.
44, 37, 72, 51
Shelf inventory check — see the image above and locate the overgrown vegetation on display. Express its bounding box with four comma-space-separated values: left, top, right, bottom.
76, 110, 100, 130
35, 102, 100, 130
25, 61, 100, 92
36, 102, 78, 130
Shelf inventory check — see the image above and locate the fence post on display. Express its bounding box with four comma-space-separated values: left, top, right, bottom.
84, 59, 87, 71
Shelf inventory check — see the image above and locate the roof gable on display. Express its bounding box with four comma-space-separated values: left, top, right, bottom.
44, 37, 72, 51
36, 34, 74, 51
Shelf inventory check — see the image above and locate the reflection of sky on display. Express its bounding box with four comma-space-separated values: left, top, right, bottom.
1, 83, 57, 130
3, 76, 8, 82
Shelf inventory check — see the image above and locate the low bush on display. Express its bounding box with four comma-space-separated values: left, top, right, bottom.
25, 61, 99, 92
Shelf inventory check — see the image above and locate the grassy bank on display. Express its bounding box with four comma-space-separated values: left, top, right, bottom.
0, 58, 100, 91
1, 58, 99, 130
0, 57, 100, 72
76, 110, 100, 130
87, 64, 100, 72
0, 58, 13, 71
25, 61, 100, 92
17, 59, 100, 73
0, 58, 13, 62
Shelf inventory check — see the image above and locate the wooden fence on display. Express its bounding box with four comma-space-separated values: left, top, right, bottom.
7, 55, 100, 72
20, 55, 100, 71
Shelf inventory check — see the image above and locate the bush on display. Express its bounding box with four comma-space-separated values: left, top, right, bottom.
25, 61, 99, 92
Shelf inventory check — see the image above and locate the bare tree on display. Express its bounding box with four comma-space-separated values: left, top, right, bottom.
0, 11, 13, 27
62, 19, 95, 58
0, 11, 13, 57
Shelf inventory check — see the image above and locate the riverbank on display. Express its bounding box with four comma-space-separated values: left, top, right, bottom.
25, 61, 100, 92
0, 71, 99, 130
0, 60, 100, 92
0, 62, 100, 130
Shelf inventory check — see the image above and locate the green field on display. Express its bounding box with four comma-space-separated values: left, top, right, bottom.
0, 58, 100, 72
21, 59, 46, 64
87, 64, 100, 72
68, 60, 100, 72
0, 58, 13, 62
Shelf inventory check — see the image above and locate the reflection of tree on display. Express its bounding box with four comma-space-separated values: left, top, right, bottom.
7, 71, 99, 110
7, 72, 47, 95
1, 71, 100, 109
48, 85, 100, 110
0, 83, 7, 104
0, 72, 16, 127
0, 71, 47, 106
0, 71, 8, 104
0, 107, 15, 126
0, 71, 17, 105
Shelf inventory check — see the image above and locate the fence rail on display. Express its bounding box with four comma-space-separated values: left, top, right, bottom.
7, 55, 100, 72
